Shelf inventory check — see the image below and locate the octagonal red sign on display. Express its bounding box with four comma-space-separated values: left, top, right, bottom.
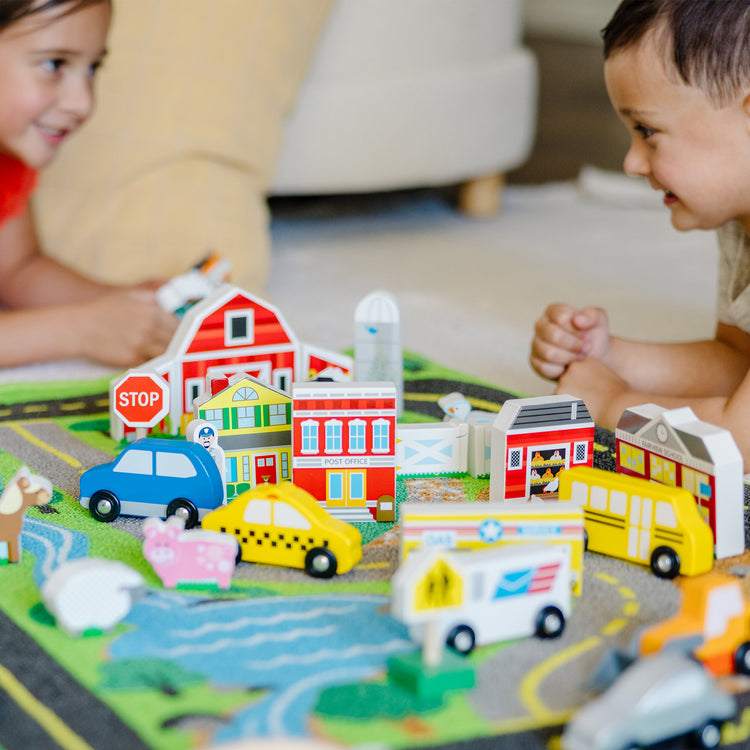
112, 371, 170, 428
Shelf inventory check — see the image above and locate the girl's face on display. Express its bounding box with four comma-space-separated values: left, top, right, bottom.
0, 1, 110, 169
604, 27, 750, 235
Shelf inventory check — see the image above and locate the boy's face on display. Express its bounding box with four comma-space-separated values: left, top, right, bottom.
0, 1, 110, 169
605, 27, 750, 234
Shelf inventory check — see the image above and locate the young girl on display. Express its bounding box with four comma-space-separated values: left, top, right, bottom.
0, 0, 177, 368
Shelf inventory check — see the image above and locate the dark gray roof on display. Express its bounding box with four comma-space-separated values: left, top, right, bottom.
510, 400, 593, 430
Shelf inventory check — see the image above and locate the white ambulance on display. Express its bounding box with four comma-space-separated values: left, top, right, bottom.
391, 542, 572, 655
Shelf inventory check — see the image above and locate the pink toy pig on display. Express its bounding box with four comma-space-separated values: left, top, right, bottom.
142, 516, 238, 589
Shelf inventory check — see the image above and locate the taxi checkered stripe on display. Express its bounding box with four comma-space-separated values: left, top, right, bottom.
218, 525, 329, 553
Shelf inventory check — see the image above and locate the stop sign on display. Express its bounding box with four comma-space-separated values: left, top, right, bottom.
112, 371, 170, 428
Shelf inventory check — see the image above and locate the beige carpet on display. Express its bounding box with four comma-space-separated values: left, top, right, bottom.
267, 168, 718, 397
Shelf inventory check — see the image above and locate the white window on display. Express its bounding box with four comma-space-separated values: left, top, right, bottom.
236, 406, 256, 429
243, 498, 271, 524
225, 308, 255, 346
115, 449, 152, 475
349, 420, 367, 453
573, 441, 588, 464
301, 420, 319, 453
589, 485, 608, 511
273, 501, 311, 530
233, 387, 258, 402
325, 420, 343, 453
203, 408, 224, 432
609, 490, 627, 516
655, 501, 677, 529
372, 419, 390, 453
268, 403, 288, 426
156, 452, 197, 478
508, 448, 523, 470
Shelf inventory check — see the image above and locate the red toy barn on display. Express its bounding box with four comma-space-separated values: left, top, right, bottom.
292, 381, 397, 522
489, 395, 595, 501
110, 285, 351, 440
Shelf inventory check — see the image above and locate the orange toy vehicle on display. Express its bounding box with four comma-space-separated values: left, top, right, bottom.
638, 572, 750, 676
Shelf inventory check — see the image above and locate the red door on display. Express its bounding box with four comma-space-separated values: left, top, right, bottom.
254, 455, 278, 485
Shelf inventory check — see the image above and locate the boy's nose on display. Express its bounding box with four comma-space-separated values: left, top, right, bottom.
623, 142, 649, 178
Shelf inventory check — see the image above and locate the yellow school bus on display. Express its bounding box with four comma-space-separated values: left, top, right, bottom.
399, 500, 585, 595
557, 466, 714, 578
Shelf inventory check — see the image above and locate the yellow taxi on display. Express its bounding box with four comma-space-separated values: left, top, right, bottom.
202, 483, 362, 578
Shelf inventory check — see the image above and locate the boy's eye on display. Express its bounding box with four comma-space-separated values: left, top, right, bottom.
88, 60, 104, 77
634, 124, 655, 139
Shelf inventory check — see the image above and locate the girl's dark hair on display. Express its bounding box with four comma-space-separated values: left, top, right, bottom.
0, 0, 108, 34
602, 0, 750, 106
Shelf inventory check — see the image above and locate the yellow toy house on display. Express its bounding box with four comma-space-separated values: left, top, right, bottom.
193, 373, 292, 501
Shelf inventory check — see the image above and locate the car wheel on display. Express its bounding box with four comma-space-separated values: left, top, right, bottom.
734, 642, 750, 675
536, 606, 566, 638
166, 498, 199, 529
89, 490, 120, 523
583, 529, 588, 551
693, 720, 722, 749
650, 546, 680, 579
304, 547, 337, 578
447, 625, 475, 655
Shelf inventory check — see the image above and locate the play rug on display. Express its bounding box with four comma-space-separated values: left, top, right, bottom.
1, 354, 750, 750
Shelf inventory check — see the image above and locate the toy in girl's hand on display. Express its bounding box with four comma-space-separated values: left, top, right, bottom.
0, 467, 52, 563
142, 516, 238, 590
156, 252, 232, 315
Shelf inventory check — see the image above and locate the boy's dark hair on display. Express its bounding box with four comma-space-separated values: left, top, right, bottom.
0, 0, 108, 34
603, 0, 750, 106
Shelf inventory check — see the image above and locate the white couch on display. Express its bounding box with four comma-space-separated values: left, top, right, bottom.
270, 0, 538, 215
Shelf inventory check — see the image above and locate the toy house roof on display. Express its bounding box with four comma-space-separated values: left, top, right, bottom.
616, 404, 741, 465
495, 395, 593, 434
194, 372, 290, 411
148, 285, 298, 371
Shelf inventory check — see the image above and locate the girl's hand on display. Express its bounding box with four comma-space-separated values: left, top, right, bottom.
530, 303, 611, 380
76, 288, 178, 367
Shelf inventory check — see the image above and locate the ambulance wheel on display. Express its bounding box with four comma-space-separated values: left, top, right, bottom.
734, 642, 750, 675
305, 547, 337, 578
650, 546, 680, 579
447, 625, 476, 655
536, 606, 566, 638
89, 490, 120, 523
166, 498, 199, 529
693, 720, 722, 749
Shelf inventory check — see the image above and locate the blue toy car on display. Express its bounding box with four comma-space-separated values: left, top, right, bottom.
79, 438, 224, 528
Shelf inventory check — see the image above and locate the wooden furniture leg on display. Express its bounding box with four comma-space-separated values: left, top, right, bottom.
457, 174, 504, 217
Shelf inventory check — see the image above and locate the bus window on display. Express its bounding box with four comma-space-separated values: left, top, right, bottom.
590, 485, 607, 511
570, 481, 589, 506
655, 501, 678, 529
609, 490, 627, 516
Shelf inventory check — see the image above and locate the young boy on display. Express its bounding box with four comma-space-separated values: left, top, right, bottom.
529, 0, 750, 467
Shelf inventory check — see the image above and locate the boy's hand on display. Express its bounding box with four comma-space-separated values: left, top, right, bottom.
530, 304, 610, 380
555, 356, 629, 429
77, 289, 179, 367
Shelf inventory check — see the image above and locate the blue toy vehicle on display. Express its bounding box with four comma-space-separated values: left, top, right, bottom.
79, 438, 224, 528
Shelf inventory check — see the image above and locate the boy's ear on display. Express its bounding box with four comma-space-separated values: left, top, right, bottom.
742, 91, 750, 129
